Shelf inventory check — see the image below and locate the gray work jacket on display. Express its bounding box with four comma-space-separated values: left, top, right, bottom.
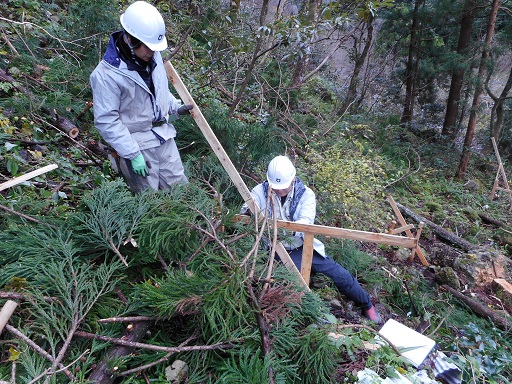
241, 180, 327, 257
90, 32, 182, 160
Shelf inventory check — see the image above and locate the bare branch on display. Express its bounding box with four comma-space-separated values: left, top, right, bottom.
75, 330, 236, 353
5, 325, 75, 380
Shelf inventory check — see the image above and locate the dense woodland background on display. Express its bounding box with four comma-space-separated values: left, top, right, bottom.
1, 0, 512, 383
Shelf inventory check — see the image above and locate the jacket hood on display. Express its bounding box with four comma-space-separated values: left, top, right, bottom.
103, 31, 124, 68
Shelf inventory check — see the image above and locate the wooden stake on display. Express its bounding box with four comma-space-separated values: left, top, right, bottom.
164, 61, 309, 290
489, 137, 512, 211
387, 195, 429, 266
0, 300, 18, 335
0, 164, 58, 191
300, 233, 315, 284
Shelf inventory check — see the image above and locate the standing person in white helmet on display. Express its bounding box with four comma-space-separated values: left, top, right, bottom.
90, 1, 193, 193
241, 155, 382, 323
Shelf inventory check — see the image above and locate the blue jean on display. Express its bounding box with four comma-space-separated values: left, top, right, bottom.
288, 247, 372, 310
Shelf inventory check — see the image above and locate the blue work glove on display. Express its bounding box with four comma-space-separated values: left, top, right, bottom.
177, 104, 193, 115
131, 153, 149, 177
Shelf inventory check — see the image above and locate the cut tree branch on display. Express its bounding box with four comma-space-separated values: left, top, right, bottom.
395, 202, 477, 252
441, 285, 511, 331
76, 329, 236, 353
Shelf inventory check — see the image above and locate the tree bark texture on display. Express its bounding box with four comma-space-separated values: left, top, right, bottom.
457, 0, 500, 180
442, 0, 478, 139
87, 321, 152, 384
339, 17, 374, 115
489, 64, 512, 141
401, 0, 424, 124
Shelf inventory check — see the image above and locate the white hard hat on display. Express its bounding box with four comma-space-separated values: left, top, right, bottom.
266, 156, 296, 189
120, 1, 168, 51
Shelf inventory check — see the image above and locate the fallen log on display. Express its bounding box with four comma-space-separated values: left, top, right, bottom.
441, 284, 511, 331
478, 213, 511, 231
86, 321, 152, 384
52, 109, 79, 139
395, 202, 477, 252
0, 68, 80, 139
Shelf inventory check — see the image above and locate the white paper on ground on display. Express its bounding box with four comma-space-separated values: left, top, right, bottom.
377, 319, 436, 368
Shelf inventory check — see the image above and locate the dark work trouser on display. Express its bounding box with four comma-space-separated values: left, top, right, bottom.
288, 247, 372, 310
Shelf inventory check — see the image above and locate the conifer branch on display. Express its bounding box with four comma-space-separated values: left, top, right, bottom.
44, 311, 80, 383
192, 207, 236, 263
28, 350, 88, 384
5, 325, 76, 380
106, 234, 129, 266
263, 190, 279, 293
0, 291, 55, 303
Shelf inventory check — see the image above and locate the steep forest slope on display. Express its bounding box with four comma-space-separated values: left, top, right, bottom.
0, 0, 512, 383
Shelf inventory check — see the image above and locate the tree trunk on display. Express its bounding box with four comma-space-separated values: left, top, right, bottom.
400, 0, 424, 124
441, 285, 511, 331
442, 0, 478, 139
395, 202, 477, 252
456, 0, 500, 180
228, 0, 270, 118
291, 0, 322, 88
338, 17, 374, 115
489, 64, 512, 141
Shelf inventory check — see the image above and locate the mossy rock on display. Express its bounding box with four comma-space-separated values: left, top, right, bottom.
425, 201, 443, 213
435, 267, 460, 290
464, 179, 483, 192
462, 207, 479, 221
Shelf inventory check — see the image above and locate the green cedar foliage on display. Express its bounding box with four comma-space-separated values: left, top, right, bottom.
0, 180, 340, 382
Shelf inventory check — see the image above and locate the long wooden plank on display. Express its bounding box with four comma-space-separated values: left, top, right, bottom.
164, 62, 255, 211
0, 164, 58, 191
276, 220, 417, 248
165, 61, 309, 290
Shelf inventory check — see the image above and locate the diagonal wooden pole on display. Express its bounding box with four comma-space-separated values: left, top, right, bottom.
164, 61, 309, 290
490, 137, 512, 211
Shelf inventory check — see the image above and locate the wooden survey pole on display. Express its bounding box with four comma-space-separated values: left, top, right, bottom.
164, 61, 309, 290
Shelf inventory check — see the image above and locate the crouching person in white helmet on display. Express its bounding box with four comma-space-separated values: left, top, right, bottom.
241, 156, 382, 324
90, 1, 193, 193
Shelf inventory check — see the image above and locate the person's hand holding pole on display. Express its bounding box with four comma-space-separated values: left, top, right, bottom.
177, 104, 194, 115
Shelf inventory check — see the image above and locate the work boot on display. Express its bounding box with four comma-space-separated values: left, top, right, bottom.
363, 305, 382, 324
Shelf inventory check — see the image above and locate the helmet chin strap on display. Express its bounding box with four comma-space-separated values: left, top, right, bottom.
123, 33, 145, 66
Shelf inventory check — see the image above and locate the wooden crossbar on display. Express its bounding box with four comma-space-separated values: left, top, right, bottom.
489, 137, 512, 212
275, 220, 417, 248
234, 215, 420, 283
